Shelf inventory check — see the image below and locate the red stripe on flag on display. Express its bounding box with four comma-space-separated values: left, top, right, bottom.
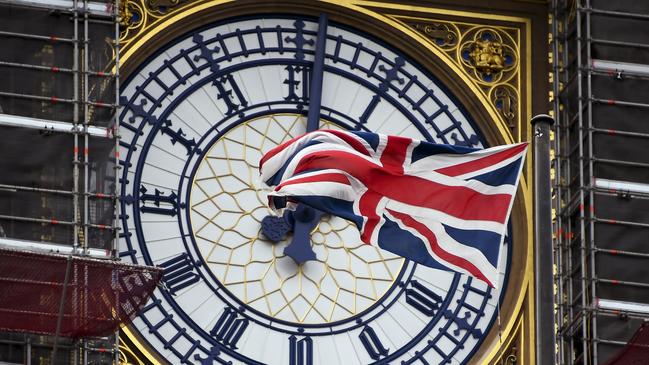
387, 209, 493, 287
359, 191, 383, 244
260, 130, 372, 170
259, 134, 304, 170
275, 172, 351, 190
380, 135, 410, 173
293, 150, 512, 223
436, 143, 528, 177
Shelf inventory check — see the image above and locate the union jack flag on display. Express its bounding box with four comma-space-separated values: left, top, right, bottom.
259, 130, 528, 287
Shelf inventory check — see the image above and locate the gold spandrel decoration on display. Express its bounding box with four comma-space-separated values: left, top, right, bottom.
397, 16, 522, 139
497, 345, 518, 365
470, 39, 506, 74
411, 22, 459, 50
478, 293, 529, 365
118, 1, 135, 28
492, 84, 518, 130
116, 2, 536, 363
459, 27, 518, 86
505, 349, 518, 365
149, 0, 186, 8
119, 0, 194, 48
189, 113, 404, 324
118, 343, 146, 365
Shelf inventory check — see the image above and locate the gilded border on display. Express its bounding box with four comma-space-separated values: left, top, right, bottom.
117, 2, 535, 364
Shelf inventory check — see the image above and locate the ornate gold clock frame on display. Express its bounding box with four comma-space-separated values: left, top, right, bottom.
116, 1, 549, 364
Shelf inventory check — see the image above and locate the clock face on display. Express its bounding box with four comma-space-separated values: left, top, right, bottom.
119, 15, 510, 365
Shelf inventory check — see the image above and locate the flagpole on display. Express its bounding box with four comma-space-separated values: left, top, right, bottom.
531, 114, 556, 364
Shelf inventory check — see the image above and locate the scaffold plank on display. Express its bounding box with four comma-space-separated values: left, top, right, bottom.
0, 237, 111, 258
592, 59, 649, 77
0, 0, 114, 17
598, 298, 649, 315
594, 178, 649, 195
0, 113, 113, 138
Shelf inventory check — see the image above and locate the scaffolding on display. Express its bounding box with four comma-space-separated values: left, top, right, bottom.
0, 0, 124, 364
552, 1, 649, 364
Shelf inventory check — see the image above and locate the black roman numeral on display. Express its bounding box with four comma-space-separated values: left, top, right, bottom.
139, 185, 184, 217
358, 56, 406, 128
405, 280, 443, 316
160, 119, 201, 155
284, 65, 309, 106
289, 335, 313, 365
212, 74, 248, 116
210, 307, 249, 349
192, 33, 221, 73
358, 94, 381, 128
359, 325, 389, 360
159, 253, 200, 295
193, 345, 227, 365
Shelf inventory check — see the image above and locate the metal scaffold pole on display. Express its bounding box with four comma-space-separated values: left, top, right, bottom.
0, 1, 160, 363
113, 0, 122, 362
532, 114, 556, 365
553, 0, 649, 362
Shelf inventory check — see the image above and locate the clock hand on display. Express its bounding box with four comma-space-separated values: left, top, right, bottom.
283, 204, 324, 263
261, 15, 329, 265
305, 13, 328, 132
281, 14, 329, 264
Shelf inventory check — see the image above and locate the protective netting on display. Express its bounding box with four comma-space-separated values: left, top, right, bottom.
0, 248, 162, 338
0, 125, 117, 250
604, 322, 649, 364
0, 3, 116, 126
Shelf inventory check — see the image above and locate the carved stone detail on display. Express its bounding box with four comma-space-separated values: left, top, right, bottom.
118, 0, 194, 48
492, 85, 518, 130
408, 18, 522, 136
118, 344, 145, 364
459, 28, 517, 84
469, 39, 506, 75
412, 22, 459, 50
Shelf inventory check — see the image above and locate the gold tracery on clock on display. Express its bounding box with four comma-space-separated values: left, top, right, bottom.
188, 114, 404, 324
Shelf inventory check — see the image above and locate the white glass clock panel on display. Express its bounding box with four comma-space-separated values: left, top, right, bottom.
118, 16, 510, 365
190, 115, 405, 325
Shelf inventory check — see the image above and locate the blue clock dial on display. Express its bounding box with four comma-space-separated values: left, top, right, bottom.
118, 15, 509, 365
